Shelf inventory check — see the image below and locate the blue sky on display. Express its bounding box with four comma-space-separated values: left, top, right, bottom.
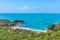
0, 0, 60, 13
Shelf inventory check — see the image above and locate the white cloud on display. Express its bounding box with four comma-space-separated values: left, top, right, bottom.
18, 6, 29, 11
17, 5, 37, 11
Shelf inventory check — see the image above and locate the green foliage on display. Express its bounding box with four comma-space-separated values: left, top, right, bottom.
0, 29, 60, 40
0, 19, 60, 40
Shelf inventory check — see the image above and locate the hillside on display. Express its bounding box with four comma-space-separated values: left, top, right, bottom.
0, 19, 60, 40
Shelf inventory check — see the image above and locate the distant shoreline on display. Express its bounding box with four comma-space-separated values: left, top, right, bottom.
16, 27, 47, 33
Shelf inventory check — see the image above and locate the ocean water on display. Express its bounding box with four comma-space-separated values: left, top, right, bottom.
0, 13, 60, 30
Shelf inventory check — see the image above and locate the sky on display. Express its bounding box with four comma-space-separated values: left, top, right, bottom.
0, 0, 60, 13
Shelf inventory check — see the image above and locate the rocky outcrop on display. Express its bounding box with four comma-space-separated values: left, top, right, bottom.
0, 19, 24, 30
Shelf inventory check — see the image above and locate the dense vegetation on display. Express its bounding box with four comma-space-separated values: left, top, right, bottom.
0, 19, 60, 40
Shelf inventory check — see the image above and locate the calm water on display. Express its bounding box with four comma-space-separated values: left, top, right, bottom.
0, 13, 60, 30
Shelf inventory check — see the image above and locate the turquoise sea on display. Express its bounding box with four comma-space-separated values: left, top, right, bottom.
0, 13, 60, 30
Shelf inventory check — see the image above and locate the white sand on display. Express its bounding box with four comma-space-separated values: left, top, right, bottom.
15, 27, 47, 33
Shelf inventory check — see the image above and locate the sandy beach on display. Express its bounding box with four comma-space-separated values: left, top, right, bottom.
15, 27, 47, 33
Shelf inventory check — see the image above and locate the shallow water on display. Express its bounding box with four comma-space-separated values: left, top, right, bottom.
0, 13, 60, 30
